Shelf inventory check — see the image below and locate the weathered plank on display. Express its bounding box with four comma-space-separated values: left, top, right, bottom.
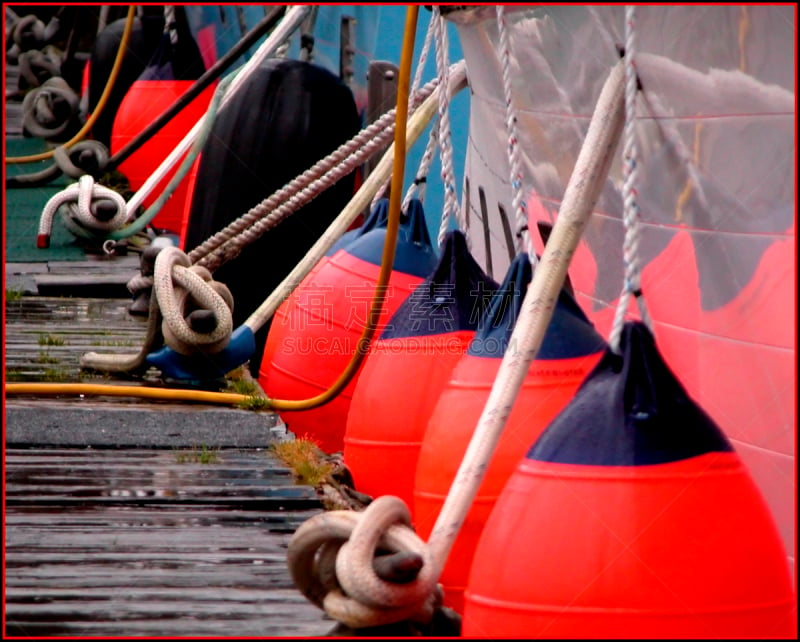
5, 448, 334, 638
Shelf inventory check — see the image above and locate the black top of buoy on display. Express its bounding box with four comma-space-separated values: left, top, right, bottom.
380, 229, 499, 339
527, 321, 733, 466
467, 253, 606, 360
326, 198, 390, 257
345, 198, 438, 278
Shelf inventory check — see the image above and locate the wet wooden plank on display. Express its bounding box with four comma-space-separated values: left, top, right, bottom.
5, 448, 334, 637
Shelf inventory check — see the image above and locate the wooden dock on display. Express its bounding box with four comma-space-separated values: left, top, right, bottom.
4, 293, 337, 637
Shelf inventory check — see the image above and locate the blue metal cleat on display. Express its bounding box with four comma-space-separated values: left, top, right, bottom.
145, 325, 257, 384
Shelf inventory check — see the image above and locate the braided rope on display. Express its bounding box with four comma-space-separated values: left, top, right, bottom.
191, 75, 441, 272
496, 5, 534, 264
402, 121, 439, 212
153, 247, 233, 356
433, 8, 461, 248
399, 15, 440, 211
37, 175, 127, 248
609, 5, 654, 354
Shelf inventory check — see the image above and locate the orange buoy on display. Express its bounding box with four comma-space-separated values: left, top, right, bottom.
343, 229, 498, 509
110, 20, 210, 236
111, 79, 214, 235
258, 198, 438, 454
463, 321, 796, 639
413, 253, 606, 614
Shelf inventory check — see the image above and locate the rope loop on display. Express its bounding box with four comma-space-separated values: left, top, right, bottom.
17, 45, 62, 89
37, 175, 127, 248
21, 75, 78, 140
53, 139, 110, 178
287, 495, 442, 630
153, 247, 234, 356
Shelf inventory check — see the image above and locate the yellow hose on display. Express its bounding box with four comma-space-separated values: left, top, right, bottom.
6, 5, 420, 414
267, 4, 419, 412
5, 382, 250, 405
6, 5, 136, 164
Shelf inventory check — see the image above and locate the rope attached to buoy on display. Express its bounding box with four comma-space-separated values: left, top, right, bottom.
433, 8, 463, 249
609, 5, 654, 353
286, 56, 627, 631
497, 5, 535, 265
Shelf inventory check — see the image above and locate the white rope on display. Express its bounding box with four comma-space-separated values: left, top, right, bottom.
123, 5, 312, 218
401, 121, 439, 212
37, 175, 127, 248
286, 59, 627, 630
191, 73, 442, 272
496, 5, 535, 265
609, 5, 654, 354
433, 8, 462, 248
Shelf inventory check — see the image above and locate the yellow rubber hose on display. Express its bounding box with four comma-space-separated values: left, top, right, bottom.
266, 4, 419, 412
6, 5, 136, 164
5, 382, 250, 406
6, 5, 421, 414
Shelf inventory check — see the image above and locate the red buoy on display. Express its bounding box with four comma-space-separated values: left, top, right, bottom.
413, 253, 606, 614
343, 230, 498, 509
111, 79, 214, 235
463, 321, 796, 639
258, 199, 438, 454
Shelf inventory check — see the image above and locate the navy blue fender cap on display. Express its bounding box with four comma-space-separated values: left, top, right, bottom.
468, 253, 606, 359
527, 321, 733, 466
344, 197, 438, 278
380, 229, 499, 339
326, 198, 390, 257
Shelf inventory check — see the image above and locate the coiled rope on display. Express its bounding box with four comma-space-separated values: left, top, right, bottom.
20, 75, 80, 140
6, 5, 135, 165
34, 6, 310, 248
609, 5, 654, 353
286, 56, 627, 631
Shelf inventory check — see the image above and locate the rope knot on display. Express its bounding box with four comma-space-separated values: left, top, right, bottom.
37, 175, 128, 248
287, 496, 442, 630
153, 247, 234, 357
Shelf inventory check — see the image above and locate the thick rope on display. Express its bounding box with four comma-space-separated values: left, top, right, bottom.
433, 8, 461, 248
153, 247, 233, 356
288, 496, 441, 629
37, 175, 127, 248
287, 59, 627, 630
21, 75, 80, 140
190, 74, 441, 272
609, 6, 654, 354
6, 6, 136, 165
497, 5, 535, 265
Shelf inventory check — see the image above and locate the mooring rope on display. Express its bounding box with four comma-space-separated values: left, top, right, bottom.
433, 7, 462, 249
497, 5, 535, 265
609, 5, 654, 354
286, 54, 627, 632
6, 6, 135, 165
